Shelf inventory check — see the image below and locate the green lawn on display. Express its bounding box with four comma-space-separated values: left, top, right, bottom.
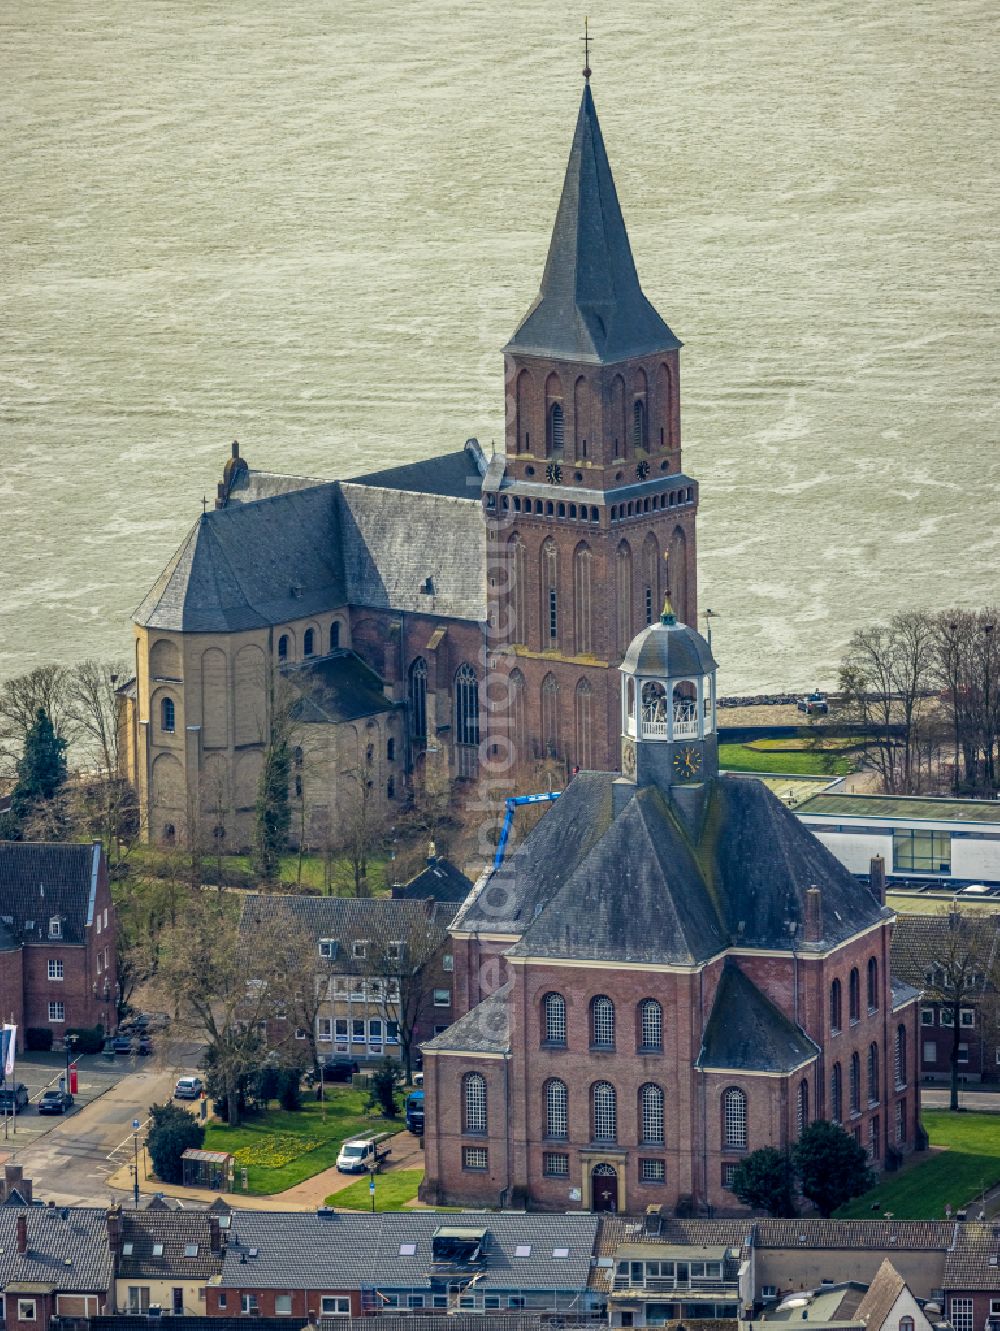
718, 743, 854, 777
835, 1110, 1000, 1219
202, 1089, 402, 1195
330, 1168, 424, 1211
129, 844, 390, 895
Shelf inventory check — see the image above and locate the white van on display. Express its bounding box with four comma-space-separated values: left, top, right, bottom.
336, 1136, 387, 1174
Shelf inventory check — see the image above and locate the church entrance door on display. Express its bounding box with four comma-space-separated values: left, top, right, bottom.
591, 1164, 618, 1212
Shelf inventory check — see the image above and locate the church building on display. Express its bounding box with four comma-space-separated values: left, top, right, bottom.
419, 603, 922, 1213
121, 73, 698, 850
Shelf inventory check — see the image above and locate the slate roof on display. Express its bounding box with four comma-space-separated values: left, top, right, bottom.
118, 1210, 222, 1280
891, 976, 921, 1011
134, 486, 346, 632
854, 1259, 908, 1331
503, 775, 886, 965
0, 1207, 112, 1290
891, 913, 1000, 991
506, 84, 680, 365
284, 652, 396, 725
393, 857, 474, 905
221, 1210, 598, 1293
944, 1222, 1000, 1291
349, 449, 484, 501
696, 961, 819, 1072
227, 467, 325, 505
239, 895, 451, 976
621, 616, 716, 679
422, 981, 512, 1055
454, 771, 617, 936
0, 841, 99, 947
337, 483, 486, 622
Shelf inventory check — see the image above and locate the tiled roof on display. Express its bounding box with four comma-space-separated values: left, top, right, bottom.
891, 913, 1000, 991
348, 448, 484, 501
118, 1210, 223, 1280
501, 775, 886, 965
0, 841, 99, 947
337, 483, 486, 622
506, 85, 680, 364
854, 1259, 907, 1331
394, 857, 474, 905
239, 895, 451, 976
697, 961, 819, 1073
423, 981, 512, 1056
891, 976, 921, 1010
221, 1210, 599, 1293
944, 1222, 1000, 1291
0, 1207, 112, 1290
284, 652, 396, 725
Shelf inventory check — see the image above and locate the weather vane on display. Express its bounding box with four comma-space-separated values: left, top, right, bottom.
581, 18, 593, 82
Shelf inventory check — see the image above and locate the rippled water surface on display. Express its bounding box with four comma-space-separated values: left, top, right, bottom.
3, 1, 998, 691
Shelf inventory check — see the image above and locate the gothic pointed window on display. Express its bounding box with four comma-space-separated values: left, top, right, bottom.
867, 957, 879, 1012
850, 1051, 861, 1114
633, 398, 647, 450
455, 664, 479, 747
510, 668, 527, 763
831, 1062, 842, 1123
541, 674, 559, 758
573, 543, 592, 654
574, 678, 593, 770
849, 967, 860, 1023
408, 658, 427, 742
868, 1042, 880, 1105
548, 402, 565, 455
541, 539, 558, 645
830, 978, 842, 1033
509, 535, 528, 645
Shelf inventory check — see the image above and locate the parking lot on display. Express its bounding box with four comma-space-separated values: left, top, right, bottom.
0, 1051, 129, 1150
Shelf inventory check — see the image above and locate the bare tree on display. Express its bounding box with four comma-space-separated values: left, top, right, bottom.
921, 909, 1000, 1111
365, 902, 449, 1080
0, 665, 75, 776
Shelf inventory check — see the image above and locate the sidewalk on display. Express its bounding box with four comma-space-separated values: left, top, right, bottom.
107, 1127, 425, 1211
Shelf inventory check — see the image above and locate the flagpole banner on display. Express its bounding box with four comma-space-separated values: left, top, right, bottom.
1, 1026, 15, 1079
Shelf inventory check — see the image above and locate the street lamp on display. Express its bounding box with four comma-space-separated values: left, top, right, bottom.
703, 608, 720, 653
131, 1119, 141, 1207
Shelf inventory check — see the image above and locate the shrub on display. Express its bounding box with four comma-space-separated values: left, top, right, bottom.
278, 1067, 303, 1112
66, 1026, 104, 1055
366, 1058, 400, 1119
147, 1101, 205, 1184
25, 1028, 53, 1052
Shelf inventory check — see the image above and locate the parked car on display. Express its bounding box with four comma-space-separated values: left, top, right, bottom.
134, 1035, 155, 1056
405, 1090, 424, 1135
0, 1083, 29, 1112
797, 691, 829, 715
173, 1076, 203, 1100
38, 1089, 73, 1115
111, 1036, 133, 1054
122, 1010, 170, 1035
319, 1057, 359, 1083
336, 1135, 390, 1174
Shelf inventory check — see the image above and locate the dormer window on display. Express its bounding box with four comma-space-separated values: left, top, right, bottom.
318, 939, 337, 960
48, 917, 62, 940
352, 941, 368, 960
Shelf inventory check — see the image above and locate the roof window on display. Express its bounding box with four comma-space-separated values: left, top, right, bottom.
122, 1242, 133, 1256
515, 1245, 532, 1258
553, 1248, 569, 1258
152, 1243, 164, 1256
184, 1243, 199, 1257
399, 1243, 417, 1256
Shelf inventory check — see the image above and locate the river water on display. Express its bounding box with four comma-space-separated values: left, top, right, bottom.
3, 0, 997, 693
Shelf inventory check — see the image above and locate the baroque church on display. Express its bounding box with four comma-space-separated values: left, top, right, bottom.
122, 74, 698, 850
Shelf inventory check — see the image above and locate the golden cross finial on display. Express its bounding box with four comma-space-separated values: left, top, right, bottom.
581, 18, 593, 82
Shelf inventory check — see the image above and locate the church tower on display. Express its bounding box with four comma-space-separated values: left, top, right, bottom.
484, 70, 700, 774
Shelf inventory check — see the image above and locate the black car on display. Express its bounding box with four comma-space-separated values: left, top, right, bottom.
0, 1083, 29, 1112
37, 1089, 73, 1115
319, 1058, 359, 1083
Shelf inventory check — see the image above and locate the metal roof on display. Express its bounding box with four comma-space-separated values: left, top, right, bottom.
796, 793, 1000, 825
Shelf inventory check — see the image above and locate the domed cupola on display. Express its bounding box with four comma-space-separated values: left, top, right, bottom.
620, 597, 718, 792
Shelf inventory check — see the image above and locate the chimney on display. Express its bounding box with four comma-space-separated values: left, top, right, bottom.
209, 1215, 222, 1253
106, 1204, 123, 1255
804, 887, 823, 943
16, 1212, 27, 1256
427, 840, 436, 866
231, 439, 240, 459
870, 855, 887, 906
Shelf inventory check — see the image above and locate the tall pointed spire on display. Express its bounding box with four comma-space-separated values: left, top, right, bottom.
507, 82, 680, 365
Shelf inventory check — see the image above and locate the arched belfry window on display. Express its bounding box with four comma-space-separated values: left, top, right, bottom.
633, 398, 647, 450
548, 402, 565, 455
408, 658, 427, 742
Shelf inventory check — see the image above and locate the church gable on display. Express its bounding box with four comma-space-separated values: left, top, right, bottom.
696, 960, 819, 1073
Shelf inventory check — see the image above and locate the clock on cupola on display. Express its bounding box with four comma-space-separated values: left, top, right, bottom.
619, 596, 719, 795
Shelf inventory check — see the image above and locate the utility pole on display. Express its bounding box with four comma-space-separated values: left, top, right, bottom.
131, 1119, 141, 1207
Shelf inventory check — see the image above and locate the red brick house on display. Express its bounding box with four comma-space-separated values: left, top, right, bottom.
0, 1207, 112, 1331
0, 840, 117, 1048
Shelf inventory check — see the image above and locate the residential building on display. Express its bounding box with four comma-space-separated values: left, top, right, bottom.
121, 71, 700, 852
0, 841, 117, 1049
852, 1259, 934, 1331
390, 853, 474, 904
242, 894, 456, 1068
943, 1222, 1000, 1331
107, 1205, 224, 1316
891, 913, 1000, 1083
0, 1208, 112, 1331
795, 794, 1000, 887
206, 1210, 601, 1320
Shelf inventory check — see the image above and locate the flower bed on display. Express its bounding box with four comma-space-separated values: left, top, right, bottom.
233, 1133, 322, 1170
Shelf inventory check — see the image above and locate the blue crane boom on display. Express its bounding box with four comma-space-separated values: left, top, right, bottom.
493, 790, 562, 870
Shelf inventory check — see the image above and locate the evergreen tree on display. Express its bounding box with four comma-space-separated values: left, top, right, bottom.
793, 1120, 872, 1217
147, 1101, 205, 1184
731, 1147, 797, 1217
1, 708, 68, 838
252, 736, 290, 882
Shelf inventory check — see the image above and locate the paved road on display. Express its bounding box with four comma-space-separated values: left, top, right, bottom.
921, 1087, 1000, 1112
5, 1043, 203, 1206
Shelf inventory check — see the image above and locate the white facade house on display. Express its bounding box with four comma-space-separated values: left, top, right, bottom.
795, 793, 1000, 886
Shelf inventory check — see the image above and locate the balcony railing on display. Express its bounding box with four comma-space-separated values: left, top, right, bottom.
613, 1276, 736, 1295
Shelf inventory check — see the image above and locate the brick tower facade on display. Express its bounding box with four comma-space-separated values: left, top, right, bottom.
484, 82, 699, 774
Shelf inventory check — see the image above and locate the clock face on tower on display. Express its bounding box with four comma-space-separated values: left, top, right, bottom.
673, 746, 703, 781
621, 737, 637, 779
